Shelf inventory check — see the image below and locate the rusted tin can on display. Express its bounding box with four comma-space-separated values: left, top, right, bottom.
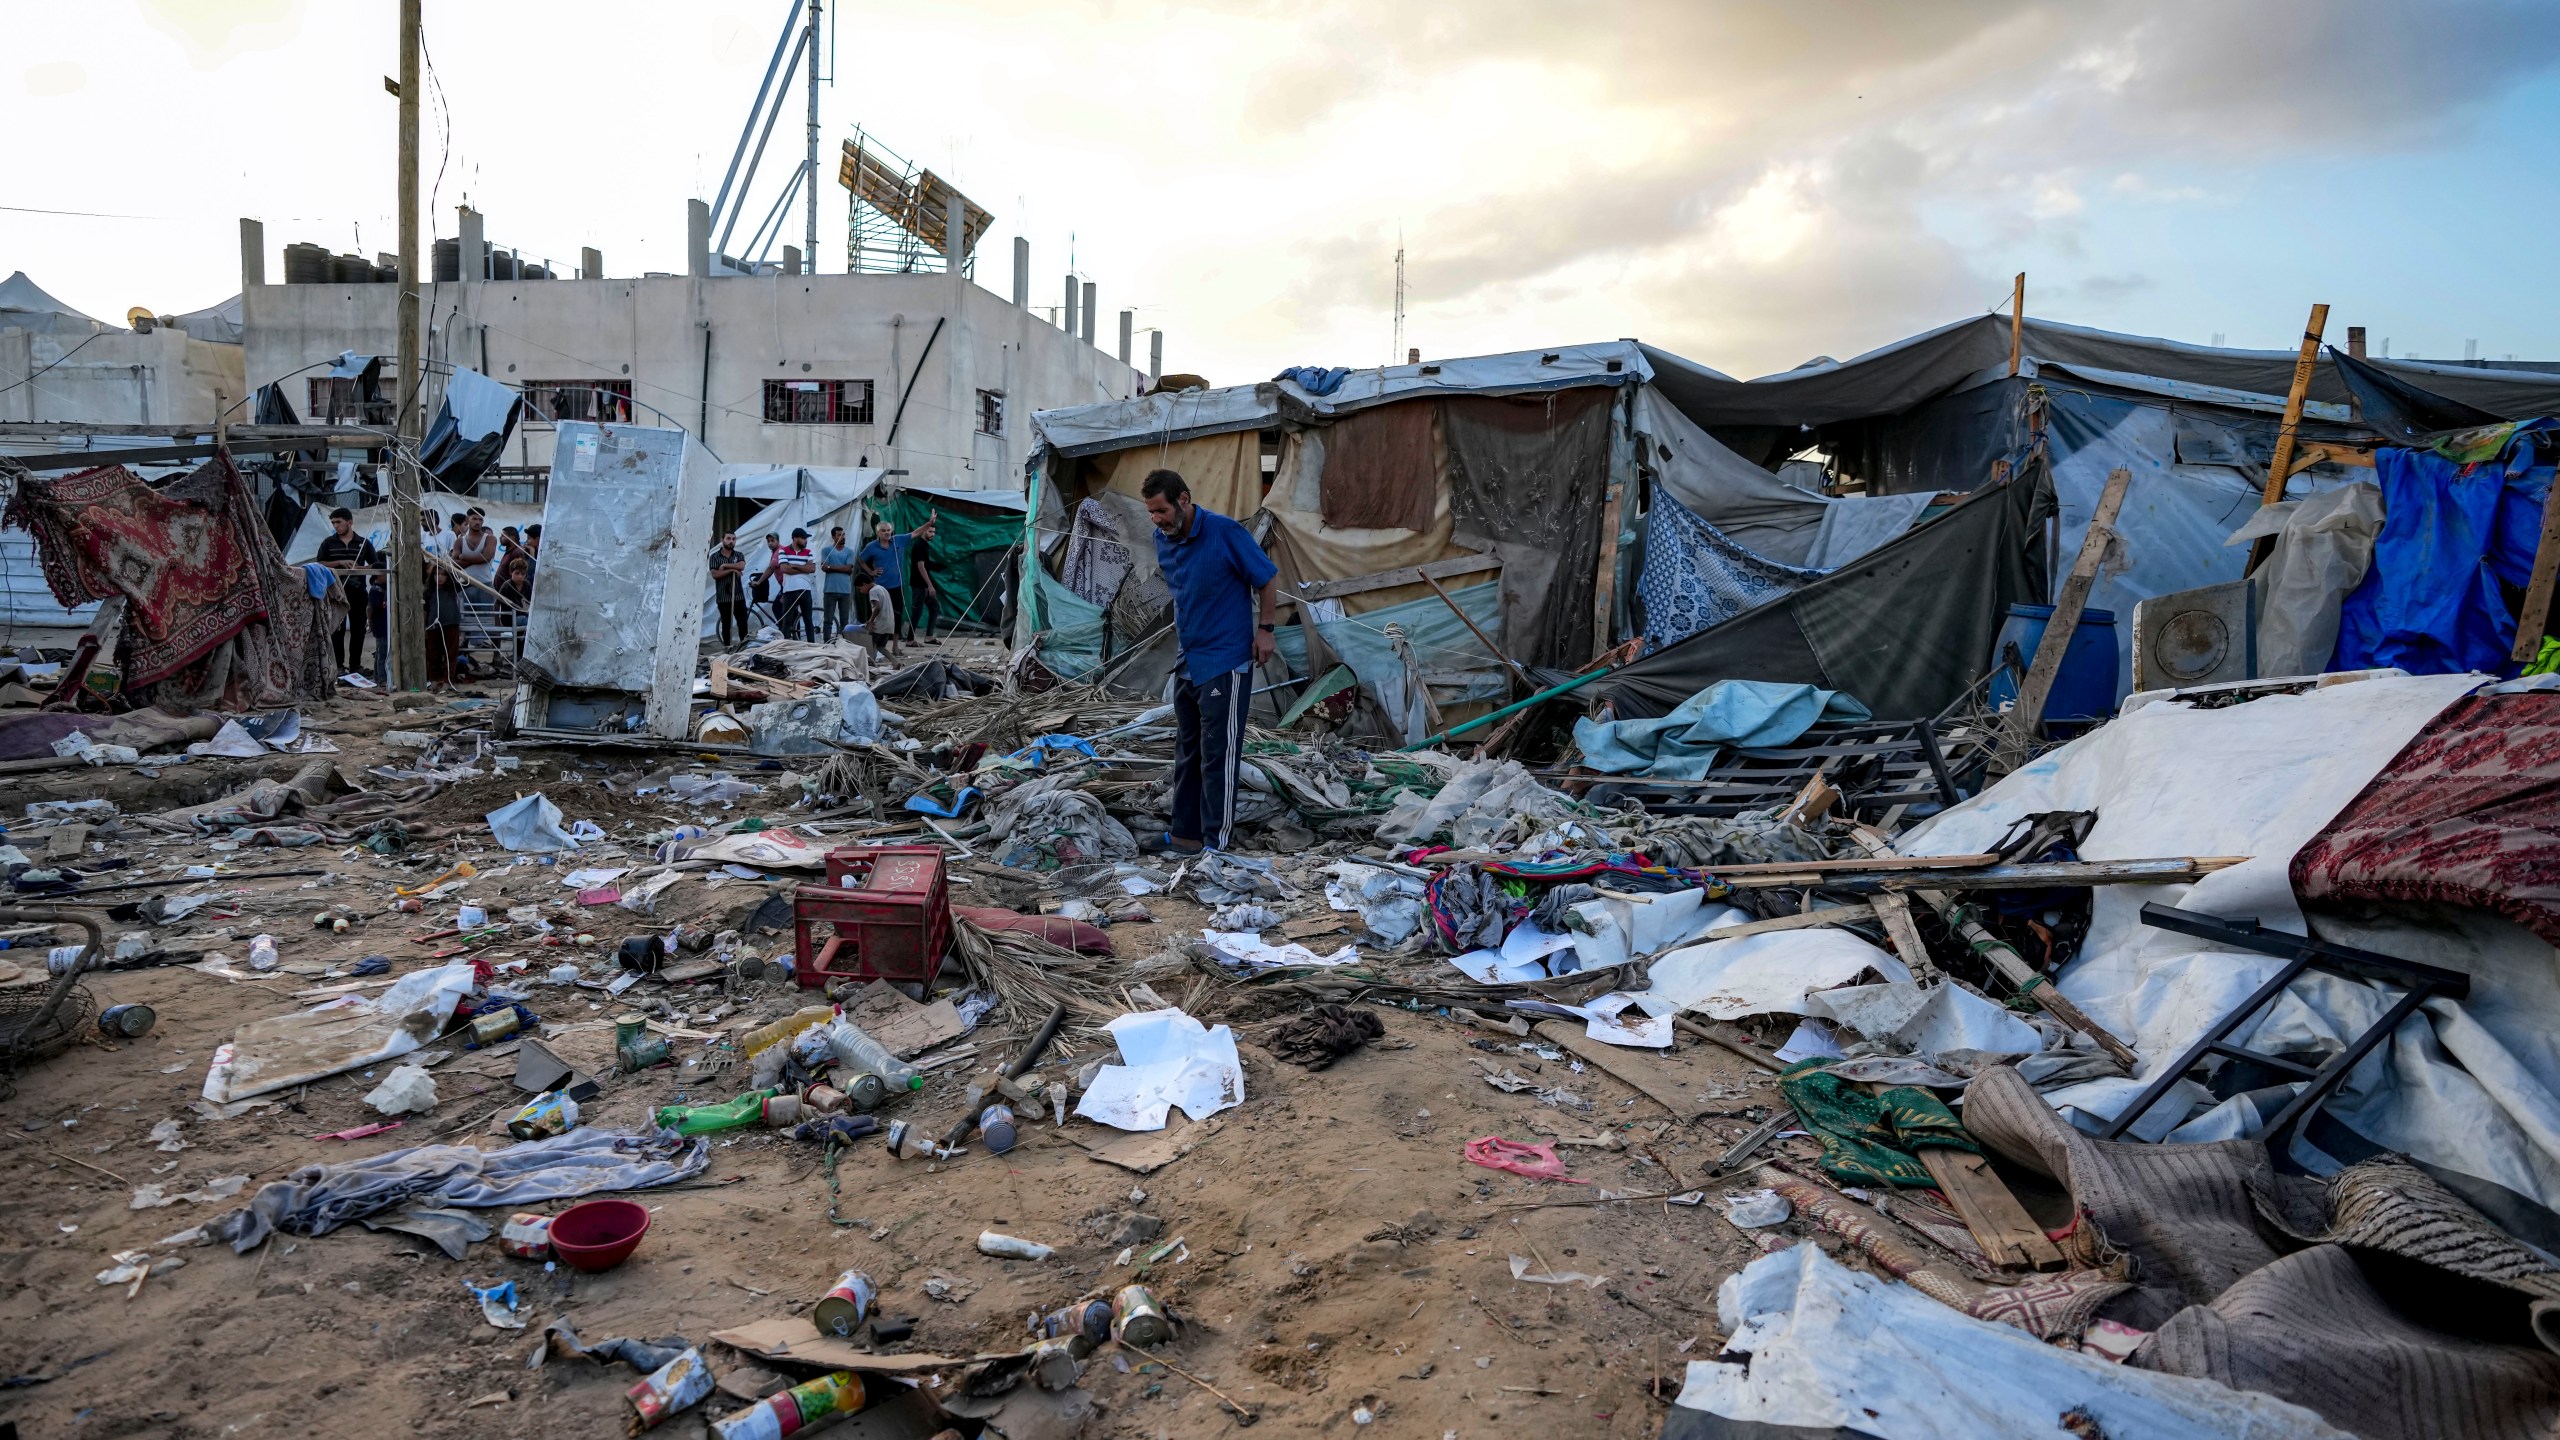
1112, 1283, 1173, 1348
804, 1083, 847, 1115
499, 1212, 554, 1260
470, 1009, 521, 1045
811, 1269, 876, 1338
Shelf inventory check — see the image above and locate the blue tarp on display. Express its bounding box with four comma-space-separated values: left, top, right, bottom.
2334, 421, 2555, 677
1572, 678, 1870, 779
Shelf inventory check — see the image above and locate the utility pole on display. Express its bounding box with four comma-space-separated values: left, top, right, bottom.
804, 0, 822, 270
390, 0, 427, 690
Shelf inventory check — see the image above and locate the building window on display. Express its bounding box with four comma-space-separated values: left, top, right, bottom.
523, 379, 633, 424
305, 376, 393, 425
976, 389, 1005, 436
763, 378, 874, 425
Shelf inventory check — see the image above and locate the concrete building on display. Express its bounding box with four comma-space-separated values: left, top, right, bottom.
239, 205, 1145, 493
0, 271, 244, 426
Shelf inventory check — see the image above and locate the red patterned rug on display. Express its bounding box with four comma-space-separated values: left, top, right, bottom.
2294, 690, 2560, 944
5, 452, 270, 687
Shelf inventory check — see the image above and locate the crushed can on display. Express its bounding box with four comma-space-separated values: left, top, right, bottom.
507, 1090, 580, 1141
1031, 1299, 1114, 1355
499, 1212, 555, 1260
626, 1346, 714, 1430
708, 1369, 868, 1440
811, 1269, 876, 1337
97, 1003, 156, 1038
1030, 1336, 1083, 1390
616, 1014, 672, 1072
1113, 1283, 1173, 1348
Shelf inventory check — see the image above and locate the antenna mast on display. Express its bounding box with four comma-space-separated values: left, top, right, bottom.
1391, 238, 1406, 365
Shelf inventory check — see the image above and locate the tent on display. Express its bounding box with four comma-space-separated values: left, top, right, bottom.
1023, 342, 1959, 738
0, 271, 112, 339
1630, 315, 2560, 707
865, 485, 1024, 634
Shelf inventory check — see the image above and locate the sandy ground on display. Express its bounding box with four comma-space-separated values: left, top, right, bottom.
0, 686, 1816, 1440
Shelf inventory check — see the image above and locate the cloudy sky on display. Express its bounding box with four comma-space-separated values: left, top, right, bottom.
8, 0, 2560, 386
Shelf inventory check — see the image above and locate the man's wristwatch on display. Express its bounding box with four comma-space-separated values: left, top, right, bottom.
1258, 624, 1276, 632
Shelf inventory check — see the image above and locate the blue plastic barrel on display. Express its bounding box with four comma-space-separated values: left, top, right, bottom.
1986, 603, 2119, 723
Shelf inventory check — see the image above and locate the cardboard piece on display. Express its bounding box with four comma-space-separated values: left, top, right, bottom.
1068, 1115, 1221, 1174
1531, 1021, 1717, 1121
841, 979, 966, 1058
707, 1319, 1003, 1374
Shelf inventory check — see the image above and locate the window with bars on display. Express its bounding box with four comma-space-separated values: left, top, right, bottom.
305, 376, 394, 425
521, 379, 633, 424
976, 388, 1005, 436
762, 378, 875, 425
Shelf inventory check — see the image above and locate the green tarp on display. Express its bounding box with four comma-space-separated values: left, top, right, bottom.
868, 491, 1023, 629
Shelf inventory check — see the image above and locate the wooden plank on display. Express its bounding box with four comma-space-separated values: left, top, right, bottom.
1868, 892, 1940, 980
1694, 903, 1875, 943
1422, 570, 1532, 692
1718, 855, 2244, 892
1532, 1021, 1714, 1121
2511, 473, 2560, 664
1996, 464, 2131, 772
1917, 1145, 2067, 1271
1292, 551, 1500, 602
1592, 473, 1625, 663
1699, 852, 2004, 877
2008, 272, 2025, 377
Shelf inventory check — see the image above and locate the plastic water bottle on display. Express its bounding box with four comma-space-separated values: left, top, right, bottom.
247, 934, 279, 972
825, 1022, 921, 1095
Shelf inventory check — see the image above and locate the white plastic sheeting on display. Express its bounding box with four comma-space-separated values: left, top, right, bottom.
1646, 927, 1912, 1020
2223, 482, 2384, 678
1899, 672, 2560, 1229
1673, 1246, 2352, 1440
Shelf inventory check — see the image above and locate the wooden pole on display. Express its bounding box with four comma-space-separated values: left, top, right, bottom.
2008, 273, 2024, 377
1995, 465, 2130, 772
2247, 302, 2330, 571
2512, 479, 2560, 665
1422, 571, 1532, 694
388, 0, 428, 691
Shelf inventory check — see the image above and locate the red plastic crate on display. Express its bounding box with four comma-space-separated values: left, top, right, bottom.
791, 845, 951, 990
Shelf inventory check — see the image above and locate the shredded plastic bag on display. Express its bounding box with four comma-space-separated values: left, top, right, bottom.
1464, 1135, 1588, 1184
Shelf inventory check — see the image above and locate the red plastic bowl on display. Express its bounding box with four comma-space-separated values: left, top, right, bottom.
547, 1199, 650, 1272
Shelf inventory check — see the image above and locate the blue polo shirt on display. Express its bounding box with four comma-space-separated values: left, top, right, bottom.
858, 536, 910, 590
1154, 505, 1277, 683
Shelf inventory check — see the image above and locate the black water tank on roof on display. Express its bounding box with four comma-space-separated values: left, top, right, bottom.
282, 242, 331, 284
433, 238, 459, 282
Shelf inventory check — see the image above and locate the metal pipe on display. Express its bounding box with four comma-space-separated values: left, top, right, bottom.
710, 1, 806, 230
1396, 663, 1616, 751
716, 28, 811, 257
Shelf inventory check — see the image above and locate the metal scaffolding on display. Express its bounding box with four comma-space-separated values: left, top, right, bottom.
838, 126, 990, 277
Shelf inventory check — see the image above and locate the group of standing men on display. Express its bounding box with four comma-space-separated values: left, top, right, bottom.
709, 513, 940, 658
314, 503, 540, 684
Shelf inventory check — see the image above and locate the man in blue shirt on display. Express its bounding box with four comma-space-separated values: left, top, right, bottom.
1143, 468, 1278, 853
858, 514, 937, 644
818, 525, 859, 641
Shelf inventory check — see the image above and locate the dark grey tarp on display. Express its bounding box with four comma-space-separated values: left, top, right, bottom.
1599, 462, 2048, 721
1443, 387, 1615, 671
1644, 316, 2560, 432
2332, 348, 2507, 440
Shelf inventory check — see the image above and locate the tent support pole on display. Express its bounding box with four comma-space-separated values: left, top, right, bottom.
2246, 302, 2330, 571
1398, 663, 1614, 752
